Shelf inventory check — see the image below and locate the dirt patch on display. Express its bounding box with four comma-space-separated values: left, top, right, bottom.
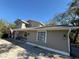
0, 39, 26, 59
0, 39, 70, 59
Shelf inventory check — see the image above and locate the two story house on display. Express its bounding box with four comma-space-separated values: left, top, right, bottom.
12, 19, 79, 56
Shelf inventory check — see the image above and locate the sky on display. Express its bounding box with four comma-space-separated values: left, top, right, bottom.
0, 0, 71, 23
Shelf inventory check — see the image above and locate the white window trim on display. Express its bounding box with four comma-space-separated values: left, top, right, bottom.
36, 30, 47, 43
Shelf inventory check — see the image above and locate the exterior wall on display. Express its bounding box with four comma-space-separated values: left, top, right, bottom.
15, 20, 44, 28
16, 23, 22, 28
21, 23, 26, 29
14, 31, 37, 40
26, 30, 69, 53
27, 21, 43, 27
14, 29, 69, 55
26, 31, 37, 43
16, 21, 42, 28
17, 23, 26, 29
26, 31, 47, 46
15, 20, 27, 29
47, 30, 69, 53
17, 31, 25, 37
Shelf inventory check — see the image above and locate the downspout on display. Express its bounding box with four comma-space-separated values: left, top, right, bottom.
68, 28, 71, 56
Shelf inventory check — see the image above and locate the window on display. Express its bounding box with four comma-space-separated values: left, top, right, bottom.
38, 32, 46, 43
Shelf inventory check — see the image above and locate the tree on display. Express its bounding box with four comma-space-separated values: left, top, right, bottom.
0, 20, 6, 30
48, 0, 79, 44
48, 12, 73, 26
69, 0, 79, 44
0, 19, 9, 38
49, 0, 79, 25
9, 23, 16, 29
0, 19, 8, 33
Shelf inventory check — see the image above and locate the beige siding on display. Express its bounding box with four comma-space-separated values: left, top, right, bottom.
27, 31, 37, 43
17, 31, 25, 37
31, 22, 42, 27
15, 21, 27, 29
28, 21, 43, 27
21, 23, 26, 29
26, 30, 69, 53
17, 30, 69, 54
47, 30, 69, 52
26, 31, 47, 46
16, 23, 21, 28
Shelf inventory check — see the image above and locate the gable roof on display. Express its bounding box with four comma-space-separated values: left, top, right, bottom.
15, 19, 29, 24
27, 20, 45, 26
15, 19, 45, 26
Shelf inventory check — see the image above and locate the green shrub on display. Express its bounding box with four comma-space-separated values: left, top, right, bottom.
0, 32, 3, 38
